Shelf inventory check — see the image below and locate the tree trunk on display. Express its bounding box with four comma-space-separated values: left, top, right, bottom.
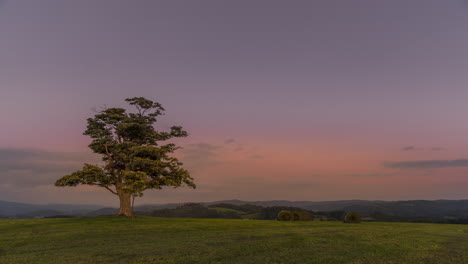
117, 190, 133, 217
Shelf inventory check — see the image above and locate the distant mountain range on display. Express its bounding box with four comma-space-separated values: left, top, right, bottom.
2, 199, 468, 219
206, 199, 468, 218
0, 200, 104, 218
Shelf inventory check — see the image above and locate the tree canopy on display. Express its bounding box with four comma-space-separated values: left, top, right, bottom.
55, 97, 195, 216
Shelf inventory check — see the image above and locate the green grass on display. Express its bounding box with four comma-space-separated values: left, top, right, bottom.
1, 217, 468, 264
241, 212, 260, 219
209, 207, 260, 219
209, 207, 245, 214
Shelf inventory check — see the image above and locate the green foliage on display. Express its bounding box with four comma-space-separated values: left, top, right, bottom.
149, 203, 242, 219
274, 208, 313, 221
208, 203, 263, 215
344, 212, 362, 223
298, 211, 311, 221
138, 204, 314, 221
150, 203, 219, 218
54, 164, 109, 187
278, 211, 311, 221
277, 210, 292, 221
54, 97, 195, 215
292, 211, 300, 221
260, 206, 314, 220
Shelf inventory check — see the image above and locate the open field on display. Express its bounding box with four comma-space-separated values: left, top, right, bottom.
1, 217, 468, 264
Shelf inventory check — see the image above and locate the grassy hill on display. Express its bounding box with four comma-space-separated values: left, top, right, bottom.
1, 217, 468, 264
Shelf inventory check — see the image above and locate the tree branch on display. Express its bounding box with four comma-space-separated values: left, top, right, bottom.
104, 144, 111, 159
104, 186, 118, 195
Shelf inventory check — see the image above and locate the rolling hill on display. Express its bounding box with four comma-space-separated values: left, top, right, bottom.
2, 199, 468, 221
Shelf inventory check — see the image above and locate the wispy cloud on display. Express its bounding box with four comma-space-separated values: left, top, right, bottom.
207, 177, 323, 192
401, 146, 445, 152
249, 154, 264, 159
224, 139, 236, 144
234, 144, 244, 152
384, 159, 468, 169
180, 143, 224, 171
430, 147, 444, 151
349, 173, 395, 178
0, 148, 99, 187
402, 146, 416, 151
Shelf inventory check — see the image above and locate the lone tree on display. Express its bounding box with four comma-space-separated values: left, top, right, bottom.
55, 97, 195, 216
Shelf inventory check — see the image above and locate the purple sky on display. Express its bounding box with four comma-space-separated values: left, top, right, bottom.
1, 0, 468, 206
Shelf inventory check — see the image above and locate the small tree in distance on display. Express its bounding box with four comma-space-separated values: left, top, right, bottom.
55, 97, 195, 216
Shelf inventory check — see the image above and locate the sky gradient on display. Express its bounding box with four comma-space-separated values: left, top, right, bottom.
1, 0, 468, 206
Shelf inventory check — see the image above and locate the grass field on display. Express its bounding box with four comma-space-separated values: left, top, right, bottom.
209, 207, 260, 219
1, 217, 468, 264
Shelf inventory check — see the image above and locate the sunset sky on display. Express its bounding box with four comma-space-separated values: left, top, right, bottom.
1, 0, 468, 206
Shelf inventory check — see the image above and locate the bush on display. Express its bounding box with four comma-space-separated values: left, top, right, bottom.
292, 211, 301, 221
299, 211, 311, 221
278, 210, 312, 221
277, 210, 292, 221
344, 212, 362, 223
260, 206, 313, 220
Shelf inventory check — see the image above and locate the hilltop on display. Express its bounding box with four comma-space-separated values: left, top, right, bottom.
0, 217, 467, 263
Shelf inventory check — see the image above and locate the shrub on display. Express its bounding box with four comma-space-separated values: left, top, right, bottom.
299, 211, 311, 221
277, 210, 314, 221
344, 212, 362, 223
260, 206, 313, 220
292, 211, 301, 221
277, 210, 292, 221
